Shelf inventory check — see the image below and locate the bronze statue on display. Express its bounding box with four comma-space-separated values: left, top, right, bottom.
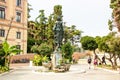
52, 16, 64, 68
53, 16, 64, 48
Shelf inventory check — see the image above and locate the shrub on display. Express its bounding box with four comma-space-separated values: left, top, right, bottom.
62, 42, 73, 61
33, 55, 42, 66
0, 66, 9, 73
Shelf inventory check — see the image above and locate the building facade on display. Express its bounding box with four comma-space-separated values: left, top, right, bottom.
0, 0, 28, 54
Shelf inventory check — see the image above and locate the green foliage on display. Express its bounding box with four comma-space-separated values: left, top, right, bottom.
53, 5, 62, 21
109, 0, 120, 31
2, 41, 22, 55
33, 55, 42, 66
62, 42, 73, 61
96, 33, 120, 68
73, 46, 81, 52
31, 43, 52, 56
0, 51, 5, 66
27, 38, 35, 53
95, 36, 109, 52
42, 56, 49, 62
35, 10, 47, 43
80, 36, 98, 51
0, 41, 22, 67
28, 3, 33, 19
0, 41, 22, 72
37, 43, 52, 56
33, 55, 49, 66
109, 37, 120, 55
0, 44, 5, 66
108, 19, 113, 31
31, 45, 39, 53
0, 66, 9, 73
99, 41, 109, 52
47, 14, 54, 47
27, 5, 82, 54
110, 0, 118, 9
63, 25, 82, 44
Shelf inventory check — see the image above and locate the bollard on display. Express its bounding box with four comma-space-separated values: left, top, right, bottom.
29, 61, 33, 67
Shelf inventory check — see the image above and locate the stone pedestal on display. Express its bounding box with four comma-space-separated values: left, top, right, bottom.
51, 49, 62, 70
51, 54, 56, 70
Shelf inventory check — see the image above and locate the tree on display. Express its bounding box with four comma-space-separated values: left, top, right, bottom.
5, 17, 14, 41
47, 14, 54, 49
106, 35, 120, 68
110, 37, 120, 66
80, 36, 102, 62
28, 3, 33, 19
64, 25, 82, 46
31, 43, 52, 57
27, 5, 82, 59
28, 10, 48, 53
80, 36, 98, 55
62, 42, 73, 61
108, 19, 113, 31
97, 32, 120, 68
35, 10, 47, 43
53, 5, 62, 22
110, 0, 120, 31
0, 41, 22, 68
27, 21, 37, 52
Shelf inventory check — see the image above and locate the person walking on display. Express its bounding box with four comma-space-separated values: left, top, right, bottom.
87, 56, 92, 69
93, 55, 98, 69
102, 56, 106, 65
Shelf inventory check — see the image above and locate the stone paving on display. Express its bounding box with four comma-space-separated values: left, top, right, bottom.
0, 64, 120, 80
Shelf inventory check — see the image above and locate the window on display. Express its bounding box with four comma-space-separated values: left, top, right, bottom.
0, 29, 5, 37
0, 7, 5, 19
16, 45, 21, 54
16, 32, 21, 39
16, 12, 21, 22
16, 0, 21, 6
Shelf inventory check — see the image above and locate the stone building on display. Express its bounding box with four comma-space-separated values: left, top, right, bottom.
0, 0, 28, 54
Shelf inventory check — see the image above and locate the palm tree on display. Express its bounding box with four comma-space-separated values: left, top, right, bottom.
110, 0, 120, 31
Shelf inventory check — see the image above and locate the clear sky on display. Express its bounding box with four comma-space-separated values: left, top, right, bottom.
28, 0, 112, 37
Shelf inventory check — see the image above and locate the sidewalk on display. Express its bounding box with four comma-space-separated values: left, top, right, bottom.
0, 64, 120, 80
98, 67, 120, 74
78, 59, 120, 74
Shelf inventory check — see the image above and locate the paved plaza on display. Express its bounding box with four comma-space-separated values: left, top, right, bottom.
0, 64, 120, 80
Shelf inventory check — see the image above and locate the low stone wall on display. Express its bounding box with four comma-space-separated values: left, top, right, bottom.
78, 59, 87, 64
10, 54, 35, 63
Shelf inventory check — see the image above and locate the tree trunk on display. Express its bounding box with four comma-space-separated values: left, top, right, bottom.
5, 17, 14, 41
106, 53, 115, 69
93, 50, 102, 64
109, 59, 114, 68
113, 55, 118, 69
8, 55, 11, 69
